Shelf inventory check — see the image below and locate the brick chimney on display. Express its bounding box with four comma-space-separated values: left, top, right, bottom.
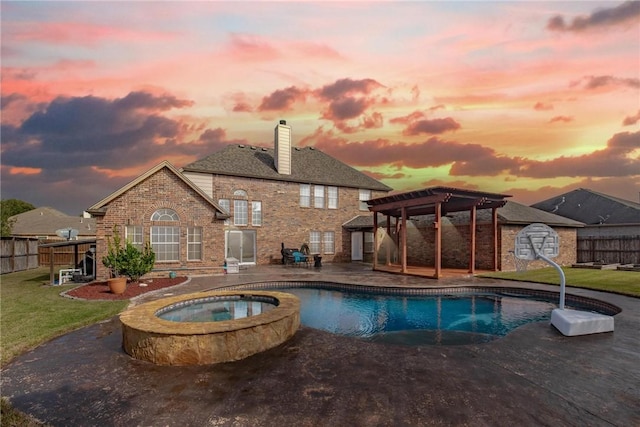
274, 120, 291, 175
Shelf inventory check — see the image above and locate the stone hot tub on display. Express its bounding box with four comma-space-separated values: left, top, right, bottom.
120, 290, 300, 366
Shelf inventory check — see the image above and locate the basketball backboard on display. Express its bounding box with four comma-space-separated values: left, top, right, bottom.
514, 223, 559, 261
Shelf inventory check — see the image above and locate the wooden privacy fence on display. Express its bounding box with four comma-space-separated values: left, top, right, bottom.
38, 240, 95, 267
577, 235, 640, 265
1, 237, 40, 274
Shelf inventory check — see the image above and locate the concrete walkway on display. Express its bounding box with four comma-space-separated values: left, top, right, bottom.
2, 264, 639, 426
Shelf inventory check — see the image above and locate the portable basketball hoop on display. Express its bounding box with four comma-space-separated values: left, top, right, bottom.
514, 223, 613, 336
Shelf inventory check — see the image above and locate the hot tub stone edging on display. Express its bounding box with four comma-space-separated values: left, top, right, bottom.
120, 290, 300, 366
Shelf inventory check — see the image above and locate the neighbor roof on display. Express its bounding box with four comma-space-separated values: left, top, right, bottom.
181, 144, 392, 192
532, 188, 640, 225
9, 207, 96, 237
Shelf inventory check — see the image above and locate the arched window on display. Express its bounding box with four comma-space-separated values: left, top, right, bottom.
232, 190, 248, 225
151, 208, 179, 221
150, 208, 180, 261
233, 189, 248, 198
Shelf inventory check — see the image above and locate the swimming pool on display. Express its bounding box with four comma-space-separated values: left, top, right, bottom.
223, 282, 620, 345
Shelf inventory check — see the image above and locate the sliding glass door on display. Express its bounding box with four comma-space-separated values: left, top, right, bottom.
225, 230, 256, 264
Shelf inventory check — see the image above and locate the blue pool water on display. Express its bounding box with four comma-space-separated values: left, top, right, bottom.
276, 287, 560, 345
157, 298, 276, 322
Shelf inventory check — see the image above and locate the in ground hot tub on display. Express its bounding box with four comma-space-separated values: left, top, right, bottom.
120, 291, 300, 366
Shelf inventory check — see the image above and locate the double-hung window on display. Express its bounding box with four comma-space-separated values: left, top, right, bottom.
300, 184, 311, 207
309, 231, 321, 254
359, 189, 371, 211
314, 185, 325, 208
150, 209, 180, 262
187, 227, 202, 261
328, 186, 338, 209
323, 231, 335, 254
234, 200, 248, 226
364, 232, 374, 253
125, 225, 143, 250
251, 201, 262, 226
218, 199, 230, 225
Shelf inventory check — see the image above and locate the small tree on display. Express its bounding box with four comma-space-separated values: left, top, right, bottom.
120, 241, 155, 282
102, 226, 156, 282
102, 227, 125, 278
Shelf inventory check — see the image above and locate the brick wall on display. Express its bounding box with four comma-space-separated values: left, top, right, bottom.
94, 168, 225, 280
207, 174, 386, 264
376, 218, 578, 271
94, 166, 387, 279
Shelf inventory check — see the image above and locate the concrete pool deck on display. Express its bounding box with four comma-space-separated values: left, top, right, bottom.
2, 263, 639, 426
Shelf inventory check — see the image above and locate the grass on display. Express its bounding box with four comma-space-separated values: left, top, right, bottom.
0, 267, 128, 367
479, 267, 640, 297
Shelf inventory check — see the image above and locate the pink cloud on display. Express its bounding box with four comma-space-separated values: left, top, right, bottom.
622, 110, 640, 126
547, 1, 640, 32
549, 116, 574, 124
534, 102, 554, 111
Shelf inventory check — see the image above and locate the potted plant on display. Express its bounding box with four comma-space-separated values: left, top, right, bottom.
102, 227, 127, 294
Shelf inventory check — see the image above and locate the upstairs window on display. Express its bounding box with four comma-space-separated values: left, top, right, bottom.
314, 185, 325, 208
328, 186, 338, 209
218, 199, 230, 225
234, 200, 248, 226
359, 189, 371, 211
300, 184, 311, 207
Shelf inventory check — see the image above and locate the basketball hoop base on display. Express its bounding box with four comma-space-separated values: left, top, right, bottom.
551, 308, 614, 336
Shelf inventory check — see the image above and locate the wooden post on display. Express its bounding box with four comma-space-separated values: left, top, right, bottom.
469, 205, 477, 274
492, 207, 499, 271
386, 215, 391, 266
401, 207, 407, 273
435, 202, 442, 278
372, 212, 378, 270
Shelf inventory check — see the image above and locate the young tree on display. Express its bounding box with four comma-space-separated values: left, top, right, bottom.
1, 199, 35, 237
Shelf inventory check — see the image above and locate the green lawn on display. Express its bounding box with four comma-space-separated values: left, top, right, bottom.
0, 267, 128, 367
479, 267, 640, 297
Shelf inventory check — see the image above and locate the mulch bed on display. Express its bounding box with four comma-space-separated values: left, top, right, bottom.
65, 277, 188, 300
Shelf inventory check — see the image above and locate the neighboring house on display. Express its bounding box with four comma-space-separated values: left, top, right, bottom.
9, 207, 96, 241
373, 200, 583, 272
532, 188, 640, 264
88, 121, 392, 280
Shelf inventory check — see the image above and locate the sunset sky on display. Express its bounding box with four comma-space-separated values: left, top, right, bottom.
2, 1, 639, 216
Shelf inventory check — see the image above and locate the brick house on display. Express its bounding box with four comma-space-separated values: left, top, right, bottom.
87, 121, 391, 280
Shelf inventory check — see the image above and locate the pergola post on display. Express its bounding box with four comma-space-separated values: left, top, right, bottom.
401, 207, 407, 273
492, 207, 499, 271
469, 205, 477, 274
373, 212, 378, 270
434, 201, 442, 278
386, 214, 391, 265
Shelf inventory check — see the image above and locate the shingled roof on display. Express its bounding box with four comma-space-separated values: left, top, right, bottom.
9, 207, 96, 238
532, 188, 640, 225
343, 201, 583, 229
181, 144, 392, 191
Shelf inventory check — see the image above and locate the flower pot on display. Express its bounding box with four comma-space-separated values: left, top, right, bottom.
108, 277, 127, 294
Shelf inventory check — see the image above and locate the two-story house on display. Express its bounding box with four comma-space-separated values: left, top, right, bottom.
87, 121, 392, 280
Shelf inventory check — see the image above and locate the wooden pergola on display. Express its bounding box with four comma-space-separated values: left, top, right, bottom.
39, 238, 96, 285
367, 187, 510, 279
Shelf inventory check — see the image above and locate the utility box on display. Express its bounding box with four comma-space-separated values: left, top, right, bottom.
225, 257, 239, 274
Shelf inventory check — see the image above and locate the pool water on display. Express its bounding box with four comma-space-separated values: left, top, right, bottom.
277, 287, 560, 345
158, 299, 276, 322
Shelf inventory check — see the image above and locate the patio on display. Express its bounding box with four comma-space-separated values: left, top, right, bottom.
1, 263, 638, 426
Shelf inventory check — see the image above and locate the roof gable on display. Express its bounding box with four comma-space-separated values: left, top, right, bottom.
532, 188, 640, 225
182, 144, 392, 192
87, 161, 226, 215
